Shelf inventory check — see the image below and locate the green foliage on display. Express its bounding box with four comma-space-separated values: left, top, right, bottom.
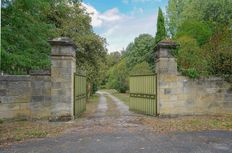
130, 62, 153, 75
155, 8, 167, 43
106, 59, 129, 93
1, 0, 55, 74
0, 119, 3, 124
99, 52, 121, 89
101, 32, 159, 92
202, 27, 232, 79
107, 52, 121, 67
176, 36, 209, 77
167, 0, 232, 37
166, 0, 189, 36
103, 34, 156, 92
15, 136, 23, 141
123, 34, 156, 71
182, 68, 199, 79
176, 20, 212, 46
167, 0, 232, 79
1, 0, 107, 90
184, 0, 232, 26
25, 130, 48, 138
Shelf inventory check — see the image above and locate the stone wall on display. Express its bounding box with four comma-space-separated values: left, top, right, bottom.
0, 76, 31, 119
156, 40, 232, 116
158, 75, 232, 115
0, 37, 77, 120
0, 73, 52, 119
30, 71, 52, 118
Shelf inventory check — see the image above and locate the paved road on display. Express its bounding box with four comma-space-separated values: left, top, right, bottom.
1, 92, 232, 153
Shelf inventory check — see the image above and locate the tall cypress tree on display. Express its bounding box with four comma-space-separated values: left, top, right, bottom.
155, 8, 167, 43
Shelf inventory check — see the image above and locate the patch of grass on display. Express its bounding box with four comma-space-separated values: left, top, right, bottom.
189, 119, 202, 125
0, 119, 3, 124
0, 120, 74, 147
139, 115, 232, 133
113, 93, 130, 106
98, 89, 118, 94
25, 130, 48, 138
15, 136, 23, 141
80, 94, 99, 118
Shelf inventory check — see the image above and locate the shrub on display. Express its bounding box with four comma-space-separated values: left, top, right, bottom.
202, 27, 232, 80
175, 36, 209, 78
0, 119, 3, 124
130, 62, 153, 75
176, 20, 212, 46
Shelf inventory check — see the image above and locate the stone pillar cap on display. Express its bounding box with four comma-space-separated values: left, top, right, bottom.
48, 37, 77, 49
156, 39, 178, 50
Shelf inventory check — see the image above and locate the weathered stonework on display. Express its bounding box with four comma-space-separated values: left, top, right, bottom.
0, 73, 52, 119
49, 37, 76, 121
0, 76, 31, 119
156, 40, 232, 116
0, 37, 77, 120
30, 70, 52, 119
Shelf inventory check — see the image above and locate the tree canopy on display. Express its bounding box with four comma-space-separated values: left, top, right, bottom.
1, 0, 107, 87
102, 34, 156, 92
167, 0, 232, 80
155, 7, 167, 43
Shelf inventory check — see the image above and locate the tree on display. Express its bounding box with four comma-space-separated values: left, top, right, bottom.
167, 0, 232, 36
130, 62, 153, 75
166, 0, 232, 79
176, 36, 209, 78
166, 0, 189, 37
155, 7, 167, 43
98, 52, 121, 89
124, 34, 155, 71
106, 59, 129, 93
203, 27, 232, 79
107, 52, 121, 67
1, 0, 107, 89
176, 20, 212, 46
1, 0, 55, 74
103, 34, 157, 92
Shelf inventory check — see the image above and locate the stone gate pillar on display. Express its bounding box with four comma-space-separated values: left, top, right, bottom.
49, 37, 76, 121
155, 40, 178, 115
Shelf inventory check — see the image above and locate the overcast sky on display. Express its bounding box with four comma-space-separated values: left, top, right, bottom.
82, 0, 168, 52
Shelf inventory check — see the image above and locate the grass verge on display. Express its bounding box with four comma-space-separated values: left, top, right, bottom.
112, 93, 130, 106
80, 94, 99, 118
0, 120, 73, 148
138, 115, 232, 133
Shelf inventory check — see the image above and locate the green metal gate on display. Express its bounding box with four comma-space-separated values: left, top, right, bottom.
129, 74, 157, 116
74, 73, 86, 117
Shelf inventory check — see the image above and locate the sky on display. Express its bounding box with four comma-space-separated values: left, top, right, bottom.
82, 0, 169, 52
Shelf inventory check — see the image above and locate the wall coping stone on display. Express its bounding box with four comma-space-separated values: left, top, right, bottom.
30, 70, 51, 76
196, 77, 225, 81
156, 40, 178, 50
175, 75, 225, 81
48, 37, 77, 49
0, 75, 31, 81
